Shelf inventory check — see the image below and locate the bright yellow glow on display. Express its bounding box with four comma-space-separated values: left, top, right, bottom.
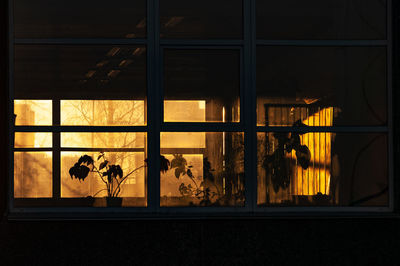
61, 100, 145, 126
160, 132, 206, 148
61, 132, 145, 148
14, 100, 52, 126
160, 154, 203, 198
164, 100, 206, 122
162, 101, 207, 149
290, 107, 333, 195
15, 132, 52, 148
14, 152, 52, 198
61, 152, 145, 198
60, 132, 147, 200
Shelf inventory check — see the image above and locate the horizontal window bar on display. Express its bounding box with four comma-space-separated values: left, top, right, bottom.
13, 126, 148, 132
13, 148, 53, 152
160, 39, 243, 46
12, 39, 388, 47
256, 126, 388, 133
253, 207, 392, 213
256, 40, 388, 46
14, 39, 147, 45
161, 123, 243, 132
160, 148, 205, 154
60, 148, 145, 152
13, 148, 145, 152
8, 205, 392, 218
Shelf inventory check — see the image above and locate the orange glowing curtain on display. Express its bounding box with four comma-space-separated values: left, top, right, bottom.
290, 107, 333, 195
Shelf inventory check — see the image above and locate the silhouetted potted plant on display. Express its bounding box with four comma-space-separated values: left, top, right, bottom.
170, 154, 244, 206
69, 152, 170, 207
263, 120, 312, 193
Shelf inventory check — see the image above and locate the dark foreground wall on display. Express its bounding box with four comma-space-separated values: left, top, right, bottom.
1, 2, 400, 265
0, 219, 400, 265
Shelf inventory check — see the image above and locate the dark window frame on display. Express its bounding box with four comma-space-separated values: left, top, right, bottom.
6, 0, 395, 219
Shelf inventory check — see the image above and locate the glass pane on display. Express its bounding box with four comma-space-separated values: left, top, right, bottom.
14, 100, 52, 126
257, 0, 386, 39
164, 50, 240, 122
160, 132, 244, 207
15, 45, 146, 101
14, 152, 52, 198
14, 0, 146, 38
257, 133, 388, 206
164, 100, 206, 122
160, 0, 242, 39
257, 47, 387, 126
61, 100, 145, 126
61, 152, 146, 207
15, 133, 52, 148
61, 132, 145, 148
161, 132, 205, 149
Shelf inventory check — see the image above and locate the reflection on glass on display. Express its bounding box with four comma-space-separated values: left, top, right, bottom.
61, 100, 145, 126
160, 132, 244, 207
258, 103, 334, 127
61, 133, 145, 148
15, 46, 146, 99
15, 133, 52, 148
257, 47, 387, 126
14, 100, 52, 126
61, 151, 146, 207
14, 152, 52, 198
164, 100, 206, 122
160, 0, 242, 39
164, 50, 240, 122
257, 0, 386, 40
257, 133, 388, 206
15, 0, 147, 38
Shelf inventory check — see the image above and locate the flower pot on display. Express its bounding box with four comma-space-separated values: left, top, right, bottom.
106, 197, 123, 207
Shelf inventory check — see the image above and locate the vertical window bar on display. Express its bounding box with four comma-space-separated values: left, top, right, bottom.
244, 0, 257, 210
52, 100, 60, 198
8, 0, 15, 211
387, 0, 394, 210
147, 0, 160, 210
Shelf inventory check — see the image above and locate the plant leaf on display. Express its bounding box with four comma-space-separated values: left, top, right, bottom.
296, 145, 311, 169
69, 165, 90, 181
171, 154, 187, 169
187, 169, 193, 178
160, 155, 170, 173
115, 165, 123, 178
97, 152, 104, 160
174, 167, 185, 179
78, 155, 94, 165
99, 160, 108, 170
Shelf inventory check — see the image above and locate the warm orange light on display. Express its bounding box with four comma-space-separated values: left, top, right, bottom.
14, 151, 52, 198
160, 154, 203, 199
61, 100, 145, 126
14, 100, 52, 126
15, 132, 52, 148
164, 100, 206, 122
289, 107, 333, 195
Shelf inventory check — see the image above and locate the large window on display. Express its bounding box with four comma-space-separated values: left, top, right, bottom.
9, 0, 393, 216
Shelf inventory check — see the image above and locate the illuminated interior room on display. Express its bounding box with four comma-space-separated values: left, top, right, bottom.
2, 0, 400, 264
7, 0, 393, 213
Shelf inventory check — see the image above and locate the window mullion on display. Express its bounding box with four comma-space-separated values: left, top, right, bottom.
52, 100, 61, 199
147, 0, 161, 211
387, 0, 394, 210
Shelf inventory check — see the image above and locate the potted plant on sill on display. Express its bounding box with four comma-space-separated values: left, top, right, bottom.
69, 152, 170, 207
170, 154, 245, 207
